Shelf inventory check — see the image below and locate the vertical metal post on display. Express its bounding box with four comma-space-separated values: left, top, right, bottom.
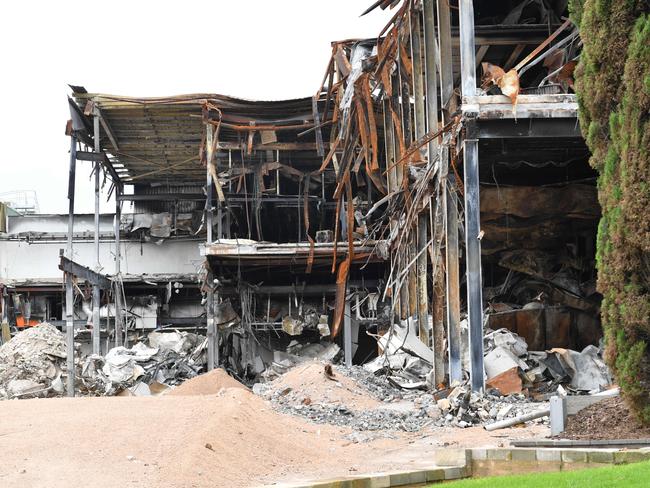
435, 0, 462, 385
463, 138, 484, 392
205, 123, 216, 370
437, 0, 455, 111
227, 150, 232, 238
92, 113, 101, 355
459, 0, 484, 392
206, 125, 214, 244
66, 135, 77, 397
459, 0, 477, 98
344, 299, 352, 367
114, 184, 123, 347
423, 0, 445, 384
445, 173, 462, 383
216, 152, 223, 240
206, 266, 215, 371
411, 10, 430, 344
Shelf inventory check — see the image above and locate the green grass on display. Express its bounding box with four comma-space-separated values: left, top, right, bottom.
433, 460, 650, 487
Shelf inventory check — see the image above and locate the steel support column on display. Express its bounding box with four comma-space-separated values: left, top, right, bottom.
423, 0, 445, 385
92, 113, 101, 355
66, 135, 77, 397
411, 8, 430, 345
206, 267, 215, 371
205, 123, 216, 370
459, 0, 484, 392
344, 299, 352, 367
445, 172, 462, 384
114, 184, 123, 347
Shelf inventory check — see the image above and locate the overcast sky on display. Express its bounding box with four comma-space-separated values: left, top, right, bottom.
0, 1, 392, 214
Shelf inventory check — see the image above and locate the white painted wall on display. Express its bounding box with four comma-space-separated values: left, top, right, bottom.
0, 239, 203, 283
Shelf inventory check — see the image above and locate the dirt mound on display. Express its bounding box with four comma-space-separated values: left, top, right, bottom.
0, 388, 544, 488
269, 361, 380, 410
168, 368, 247, 396
562, 396, 650, 440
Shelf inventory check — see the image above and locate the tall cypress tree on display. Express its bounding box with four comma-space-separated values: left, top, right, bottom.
570, 0, 650, 420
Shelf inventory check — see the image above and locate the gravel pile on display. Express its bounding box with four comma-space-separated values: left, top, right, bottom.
255, 361, 548, 431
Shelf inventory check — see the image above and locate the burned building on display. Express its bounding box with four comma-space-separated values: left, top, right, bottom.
0, 0, 602, 396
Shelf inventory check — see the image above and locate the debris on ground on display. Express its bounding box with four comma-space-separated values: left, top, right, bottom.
0, 323, 67, 399
562, 396, 650, 440
253, 360, 546, 431
482, 327, 612, 396
78, 330, 207, 396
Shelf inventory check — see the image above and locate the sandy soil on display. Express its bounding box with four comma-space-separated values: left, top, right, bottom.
0, 387, 546, 488
168, 368, 248, 396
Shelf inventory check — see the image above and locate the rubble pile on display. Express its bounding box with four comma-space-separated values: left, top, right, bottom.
0, 323, 67, 399
254, 360, 544, 431
253, 364, 432, 432
431, 381, 546, 428
483, 327, 612, 396
79, 330, 207, 396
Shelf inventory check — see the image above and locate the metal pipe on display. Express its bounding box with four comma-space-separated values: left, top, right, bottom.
484, 409, 550, 431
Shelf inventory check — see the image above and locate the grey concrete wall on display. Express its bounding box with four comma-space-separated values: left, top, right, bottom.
0, 238, 203, 283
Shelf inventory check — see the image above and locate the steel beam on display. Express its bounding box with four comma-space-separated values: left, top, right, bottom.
474, 118, 582, 139
59, 256, 112, 289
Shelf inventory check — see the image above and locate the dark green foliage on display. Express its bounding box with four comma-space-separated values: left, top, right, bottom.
570, 0, 650, 422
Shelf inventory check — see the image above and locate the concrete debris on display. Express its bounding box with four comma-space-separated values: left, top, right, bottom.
254, 361, 546, 431
282, 316, 304, 336
485, 367, 523, 395
0, 323, 67, 399
484, 346, 529, 379
78, 331, 207, 396
483, 328, 612, 396
377, 323, 433, 363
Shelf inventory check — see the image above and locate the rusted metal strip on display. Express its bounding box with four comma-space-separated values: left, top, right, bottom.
513, 18, 572, 73
330, 256, 350, 338
318, 138, 340, 173
303, 175, 315, 274
332, 195, 342, 273
354, 98, 371, 172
